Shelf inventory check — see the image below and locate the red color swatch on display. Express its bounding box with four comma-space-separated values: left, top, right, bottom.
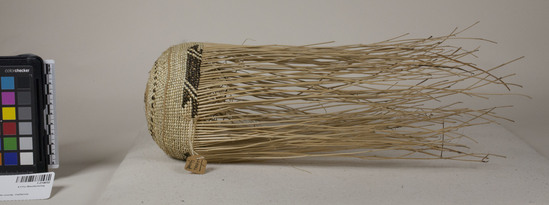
3, 122, 16, 135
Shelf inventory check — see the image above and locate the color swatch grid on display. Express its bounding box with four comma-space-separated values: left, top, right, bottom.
0, 76, 34, 167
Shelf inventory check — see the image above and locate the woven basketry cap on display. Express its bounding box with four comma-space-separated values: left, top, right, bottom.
145, 42, 204, 160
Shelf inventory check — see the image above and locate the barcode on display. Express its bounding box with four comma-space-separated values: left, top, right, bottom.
15, 173, 53, 183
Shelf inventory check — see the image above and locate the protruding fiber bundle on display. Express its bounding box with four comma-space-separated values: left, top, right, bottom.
145, 32, 519, 163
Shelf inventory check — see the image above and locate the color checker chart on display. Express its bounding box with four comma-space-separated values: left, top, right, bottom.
0, 76, 35, 167
0, 55, 56, 174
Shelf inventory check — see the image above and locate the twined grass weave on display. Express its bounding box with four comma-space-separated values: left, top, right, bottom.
145, 29, 521, 163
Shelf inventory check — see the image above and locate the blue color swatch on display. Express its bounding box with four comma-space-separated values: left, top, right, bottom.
1, 77, 14, 90
4, 152, 17, 165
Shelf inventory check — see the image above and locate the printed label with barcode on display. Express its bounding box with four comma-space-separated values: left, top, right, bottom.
16, 173, 53, 183
0, 172, 55, 201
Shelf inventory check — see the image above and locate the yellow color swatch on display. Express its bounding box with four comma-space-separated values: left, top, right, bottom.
2, 107, 16, 120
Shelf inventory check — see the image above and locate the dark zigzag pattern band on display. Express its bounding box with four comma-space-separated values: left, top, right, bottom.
182, 44, 202, 118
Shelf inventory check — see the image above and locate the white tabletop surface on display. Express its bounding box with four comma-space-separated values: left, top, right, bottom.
98, 125, 549, 205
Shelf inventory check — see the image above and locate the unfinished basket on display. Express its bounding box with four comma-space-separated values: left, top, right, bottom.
144, 30, 520, 163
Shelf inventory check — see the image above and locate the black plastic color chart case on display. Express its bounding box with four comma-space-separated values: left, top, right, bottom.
0, 55, 57, 174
